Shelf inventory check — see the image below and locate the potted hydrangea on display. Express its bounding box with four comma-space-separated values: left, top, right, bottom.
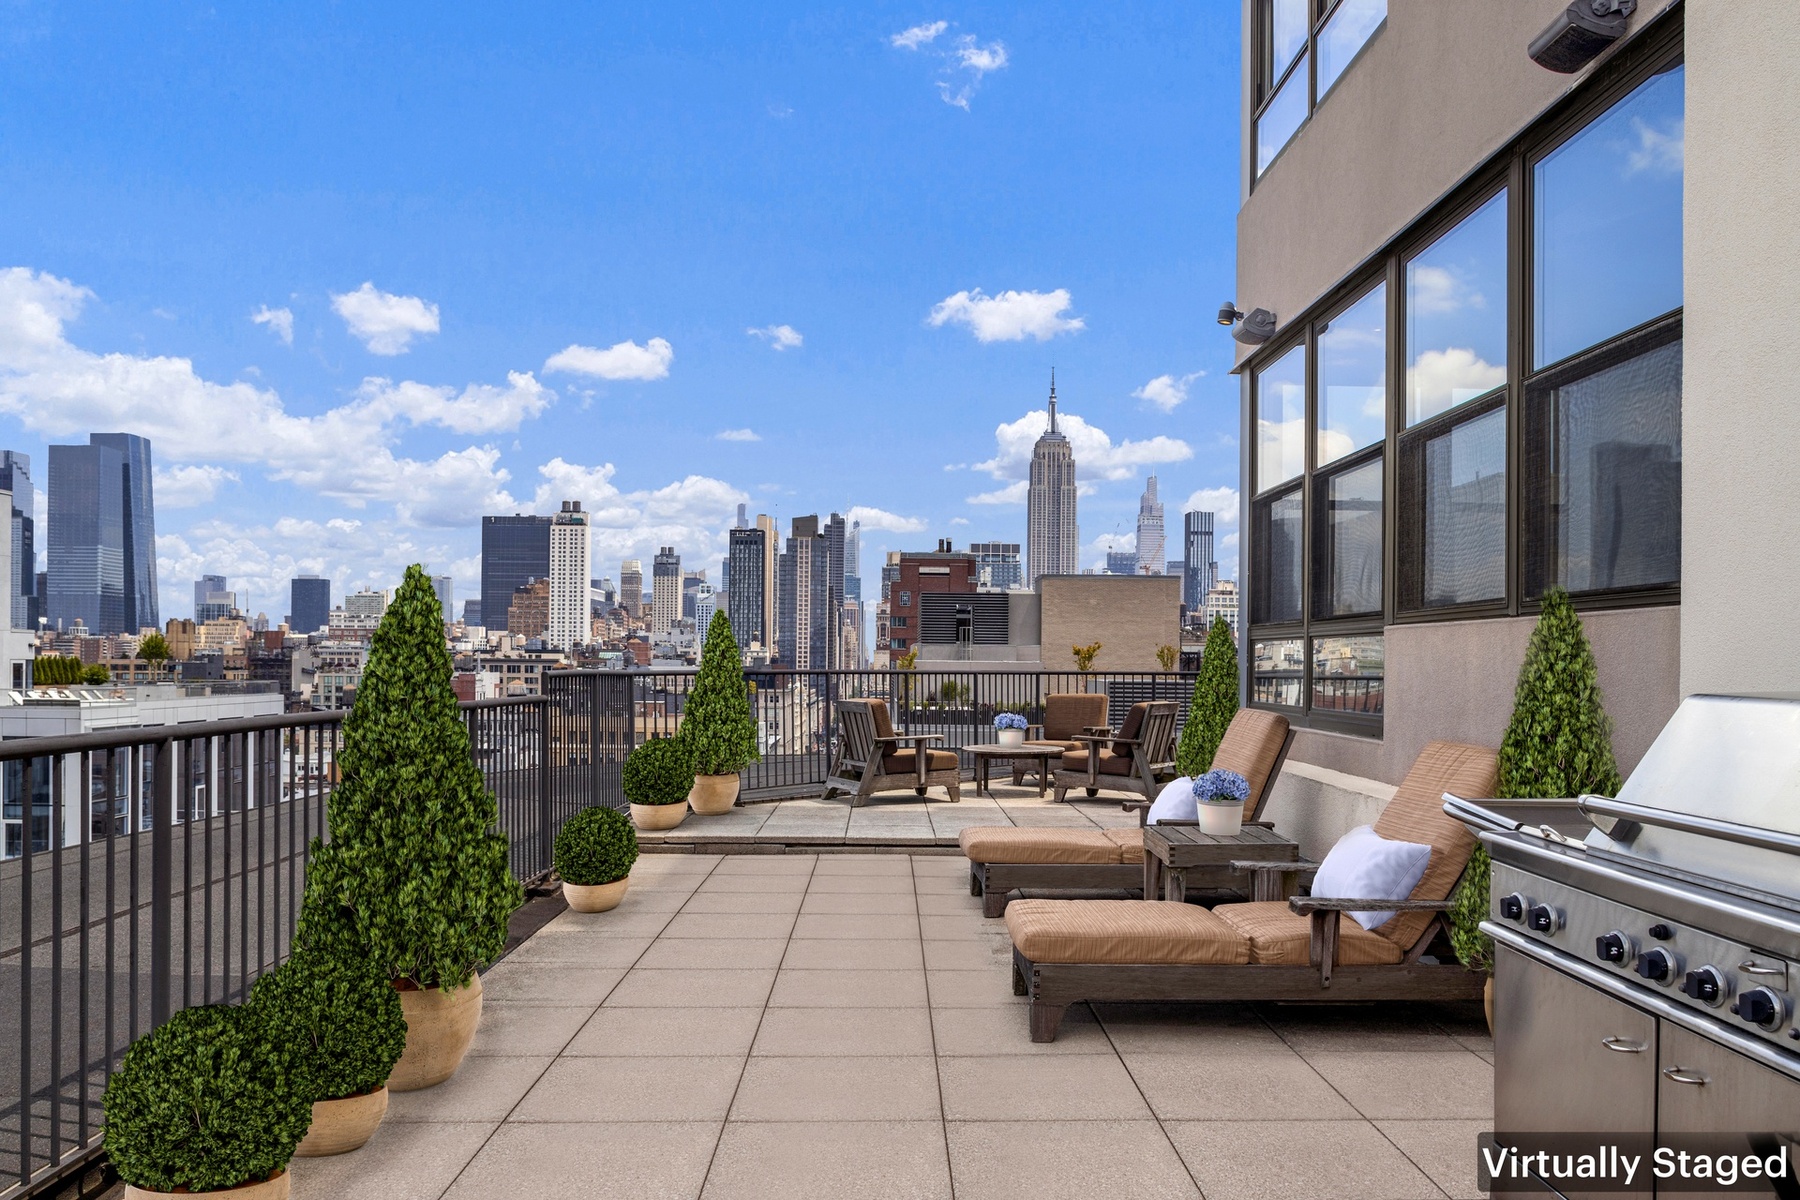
1192, 768, 1252, 835
992, 711, 1029, 748
554, 805, 640, 912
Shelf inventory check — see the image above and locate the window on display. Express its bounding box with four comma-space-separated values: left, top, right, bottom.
1405, 190, 1508, 426
1313, 455, 1382, 617
1317, 282, 1386, 465
1534, 63, 1684, 369
1400, 401, 1507, 610
1312, 635, 1384, 714
1265, 0, 1309, 84
1317, 0, 1387, 98
1251, 489, 1303, 625
1256, 343, 1306, 491
1252, 638, 1305, 707
1257, 55, 1310, 176
1255, 0, 1387, 180
898, 591, 911, 607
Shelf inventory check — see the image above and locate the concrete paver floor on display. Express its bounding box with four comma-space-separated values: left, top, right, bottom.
288, 848, 1495, 1200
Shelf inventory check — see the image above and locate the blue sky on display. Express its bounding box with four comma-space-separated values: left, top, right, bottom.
0, 2, 1244, 620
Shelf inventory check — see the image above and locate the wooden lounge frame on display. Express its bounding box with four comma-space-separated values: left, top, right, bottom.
820, 698, 962, 807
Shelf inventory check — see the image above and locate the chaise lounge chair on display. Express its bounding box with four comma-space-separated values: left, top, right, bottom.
820, 698, 962, 806
1003, 740, 1498, 1040
959, 708, 1293, 917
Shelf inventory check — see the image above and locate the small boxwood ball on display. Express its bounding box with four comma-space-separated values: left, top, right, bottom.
555, 805, 640, 886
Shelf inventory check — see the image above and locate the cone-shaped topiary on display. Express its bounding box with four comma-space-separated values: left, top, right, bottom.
683, 610, 761, 776
1176, 616, 1240, 777
304, 564, 522, 991
1450, 589, 1622, 973
554, 805, 639, 886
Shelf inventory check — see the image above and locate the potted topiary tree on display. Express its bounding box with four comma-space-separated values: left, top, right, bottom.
250, 890, 408, 1157
302, 564, 522, 1092
624, 735, 695, 831
1450, 588, 1622, 1029
1176, 615, 1239, 778
103, 1004, 312, 1198
682, 610, 761, 815
554, 805, 640, 911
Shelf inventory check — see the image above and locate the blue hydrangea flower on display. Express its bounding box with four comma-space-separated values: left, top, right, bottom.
993, 713, 1029, 731
1192, 768, 1251, 805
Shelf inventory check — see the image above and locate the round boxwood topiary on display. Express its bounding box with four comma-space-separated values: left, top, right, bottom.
554, 805, 640, 886
103, 1003, 312, 1193
622, 736, 695, 807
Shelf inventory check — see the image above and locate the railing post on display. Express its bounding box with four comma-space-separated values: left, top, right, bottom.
537, 695, 553, 877
150, 736, 174, 1028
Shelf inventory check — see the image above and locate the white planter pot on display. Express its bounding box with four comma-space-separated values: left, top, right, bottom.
995, 728, 1025, 748
631, 802, 688, 831
1197, 800, 1245, 836
563, 876, 630, 913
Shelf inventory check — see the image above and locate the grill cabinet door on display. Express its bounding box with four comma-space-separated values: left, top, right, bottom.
1656, 1022, 1800, 1199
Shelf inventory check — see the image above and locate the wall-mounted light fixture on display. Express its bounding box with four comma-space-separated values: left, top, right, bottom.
1529, 0, 1636, 73
1218, 302, 1277, 345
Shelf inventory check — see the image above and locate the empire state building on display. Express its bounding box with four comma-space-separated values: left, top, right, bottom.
1027, 375, 1079, 584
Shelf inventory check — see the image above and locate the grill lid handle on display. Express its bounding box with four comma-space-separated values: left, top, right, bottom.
1580, 794, 1800, 859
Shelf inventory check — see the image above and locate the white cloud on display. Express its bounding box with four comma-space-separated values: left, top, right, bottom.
715, 428, 761, 442
1408, 347, 1506, 415
1180, 486, 1240, 526
928, 288, 1084, 343
890, 21, 1007, 109
971, 408, 1192, 484
949, 517, 970, 526
967, 480, 1028, 506
155, 464, 240, 508
526, 457, 749, 569
330, 282, 440, 355
890, 20, 947, 49
357, 371, 553, 435
1627, 116, 1683, 176
544, 337, 673, 381
845, 505, 927, 534
1133, 371, 1203, 413
1408, 266, 1484, 316
952, 35, 1008, 74
251, 305, 293, 345
746, 324, 803, 351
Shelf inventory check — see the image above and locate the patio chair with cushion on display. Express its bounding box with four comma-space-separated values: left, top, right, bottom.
1049, 700, 1178, 805
820, 698, 962, 807
1004, 739, 1498, 1040
1009, 691, 1110, 785
960, 708, 1293, 916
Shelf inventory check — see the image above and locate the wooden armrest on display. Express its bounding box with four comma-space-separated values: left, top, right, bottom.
888, 733, 943, 745
1288, 896, 1453, 914
1230, 859, 1318, 875
1025, 724, 1045, 738
1121, 799, 1150, 812
1083, 725, 1113, 735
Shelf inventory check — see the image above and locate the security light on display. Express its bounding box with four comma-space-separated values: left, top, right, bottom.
1232, 308, 1278, 346
1217, 302, 1244, 327
1529, 0, 1636, 74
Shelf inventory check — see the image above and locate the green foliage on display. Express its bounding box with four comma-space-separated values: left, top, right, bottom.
138, 633, 170, 663
1176, 617, 1240, 777
32, 655, 88, 686
1072, 642, 1102, 671
1451, 589, 1622, 973
554, 805, 640, 885
82, 664, 111, 684
622, 736, 695, 806
1156, 644, 1178, 671
302, 565, 522, 991
682, 611, 760, 776
249, 888, 408, 1103
102, 1003, 311, 1193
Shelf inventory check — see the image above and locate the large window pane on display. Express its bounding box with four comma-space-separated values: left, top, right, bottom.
1317, 282, 1386, 465
1265, 0, 1309, 88
1256, 343, 1306, 491
1528, 335, 1682, 595
1256, 51, 1309, 176
1534, 64, 1684, 368
1317, 0, 1386, 98
1253, 638, 1304, 708
1407, 404, 1507, 608
1315, 457, 1383, 617
1313, 635, 1385, 716
1252, 489, 1303, 625
1406, 190, 1508, 426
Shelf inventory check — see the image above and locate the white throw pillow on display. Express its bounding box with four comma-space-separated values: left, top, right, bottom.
1144, 776, 1196, 826
1309, 824, 1433, 931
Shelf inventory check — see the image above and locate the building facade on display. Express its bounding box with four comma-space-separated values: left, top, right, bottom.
755, 514, 778, 646
288, 575, 331, 635
1135, 476, 1165, 574
431, 575, 454, 622
90, 434, 158, 632
970, 542, 1022, 592
726, 525, 769, 651
888, 543, 978, 656
1182, 510, 1217, 611
776, 517, 828, 668
480, 514, 551, 633
0, 451, 36, 630
506, 577, 550, 641
1105, 550, 1139, 577
46, 441, 125, 634
651, 546, 681, 637
619, 559, 644, 619
1026, 378, 1079, 585
547, 501, 590, 651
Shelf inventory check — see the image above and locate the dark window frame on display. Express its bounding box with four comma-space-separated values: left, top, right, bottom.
1252, 0, 1389, 182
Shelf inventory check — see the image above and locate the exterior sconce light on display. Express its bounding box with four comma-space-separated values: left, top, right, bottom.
1530, 0, 1637, 73
1219, 302, 1277, 345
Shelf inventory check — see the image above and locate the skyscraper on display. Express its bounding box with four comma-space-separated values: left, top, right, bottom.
195, 576, 237, 622
1136, 476, 1166, 575
481, 515, 551, 633
1183, 510, 1218, 610
1027, 375, 1079, 584
90, 434, 159, 631
777, 516, 828, 668
547, 502, 590, 651
755, 514, 779, 649
823, 513, 848, 667
727, 526, 769, 650
651, 546, 681, 636
289, 575, 331, 634
0, 452, 36, 630
970, 542, 1022, 591
1106, 549, 1140, 576
619, 560, 644, 619
431, 574, 454, 621
47, 441, 124, 633
843, 518, 862, 602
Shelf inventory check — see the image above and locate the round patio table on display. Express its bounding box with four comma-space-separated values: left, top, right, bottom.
966, 742, 1062, 798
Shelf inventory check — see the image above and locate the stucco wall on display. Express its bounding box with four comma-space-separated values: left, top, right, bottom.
1679, 5, 1800, 697
1038, 575, 1181, 673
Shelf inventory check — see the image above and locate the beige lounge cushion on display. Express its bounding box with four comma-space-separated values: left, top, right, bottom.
1212, 709, 1290, 818
1060, 748, 1134, 776
1042, 693, 1108, 741
1212, 901, 1405, 966
1006, 899, 1250, 966
1370, 740, 1499, 951
1103, 827, 1146, 864
882, 748, 959, 774
959, 827, 1123, 865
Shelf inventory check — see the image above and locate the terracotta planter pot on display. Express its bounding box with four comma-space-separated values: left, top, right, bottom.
126, 1170, 289, 1200
631, 802, 688, 831
563, 876, 630, 913
295, 1086, 388, 1157
1484, 975, 1494, 1034
389, 975, 482, 1092
689, 773, 740, 815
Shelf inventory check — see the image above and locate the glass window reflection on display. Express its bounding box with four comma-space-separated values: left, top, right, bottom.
1266, 0, 1310, 87
1317, 283, 1386, 465
1256, 52, 1310, 176
1316, 457, 1383, 617
1312, 636, 1385, 716
1253, 490, 1304, 626
1420, 405, 1507, 606
1256, 343, 1306, 492
1317, 0, 1386, 99
1253, 638, 1305, 708
1406, 190, 1508, 426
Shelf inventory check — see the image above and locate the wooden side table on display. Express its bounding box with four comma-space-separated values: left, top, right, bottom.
1141, 824, 1301, 902
966, 743, 1062, 798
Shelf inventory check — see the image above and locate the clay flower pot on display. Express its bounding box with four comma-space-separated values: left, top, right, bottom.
294, 1086, 389, 1157
564, 876, 630, 913
1484, 976, 1495, 1033
388, 975, 482, 1092
631, 802, 688, 831
126, 1171, 289, 1200
688, 773, 740, 815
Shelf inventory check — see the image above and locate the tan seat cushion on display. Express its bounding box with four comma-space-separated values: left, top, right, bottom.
1102, 827, 1146, 864
1370, 741, 1499, 951
1212, 709, 1290, 818
1024, 739, 1081, 754
1212, 902, 1405, 966
1061, 748, 1134, 776
959, 827, 1123, 865
882, 748, 959, 774
1112, 702, 1149, 756
1042, 693, 1108, 742
1006, 899, 1250, 965
868, 698, 897, 739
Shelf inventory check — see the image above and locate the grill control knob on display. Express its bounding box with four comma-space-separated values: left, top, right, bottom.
1680, 966, 1727, 1007
1730, 987, 1786, 1031
1635, 948, 1677, 984
1498, 893, 1527, 922
1648, 923, 1674, 940
1527, 904, 1563, 934
1595, 931, 1634, 964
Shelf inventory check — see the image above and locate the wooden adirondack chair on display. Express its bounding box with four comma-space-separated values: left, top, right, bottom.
1049, 700, 1178, 804
820, 698, 962, 807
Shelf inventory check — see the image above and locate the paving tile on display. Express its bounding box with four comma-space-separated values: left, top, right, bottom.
1167, 1119, 1443, 1200
799, 891, 918, 915
598, 887, 694, 912
930, 1004, 1109, 1056
694, 873, 813, 894
661, 911, 798, 940
751, 1006, 935, 1057
780, 938, 923, 971
603, 968, 777, 1009
512, 1056, 744, 1122
1377, 1119, 1491, 1200
1094, 1003, 1290, 1056
564, 1006, 764, 1057
385, 1054, 553, 1123
678, 889, 806, 915
466, 1004, 594, 1058
1123, 1049, 1358, 1121
791, 913, 921, 939
1259, 1003, 1471, 1055
710, 858, 815, 875
918, 914, 1011, 942
914, 873, 982, 895
539, 909, 677, 938
730, 1056, 941, 1121
498, 933, 657, 967
813, 853, 916, 875
945, 1120, 1200, 1200
911, 856, 972, 875
1304, 1050, 1493, 1120
442, 1121, 720, 1200
922, 939, 1011, 972
637, 937, 790, 970
926, 969, 1027, 1009
916, 891, 984, 915
806, 872, 918, 894
938, 1053, 1151, 1120
702, 1120, 951, 1200
289, 1119, 496, 1200
768, 967, 928, 1008
479, 964, 625, 1006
